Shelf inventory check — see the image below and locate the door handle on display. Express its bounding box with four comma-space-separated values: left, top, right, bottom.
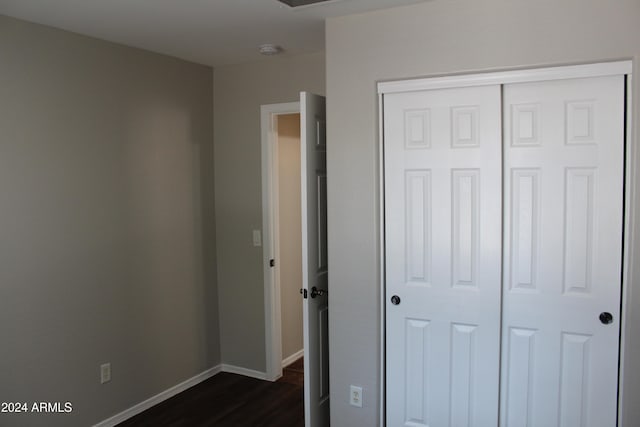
310, 286, 326, 298
599, 312, 614, 325
391, 295, 401, 305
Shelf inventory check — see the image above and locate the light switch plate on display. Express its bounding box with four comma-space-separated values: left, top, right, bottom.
252, 230, 262, 247
100, 363, 111, 384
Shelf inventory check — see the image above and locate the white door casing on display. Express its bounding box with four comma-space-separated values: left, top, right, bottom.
301, 92, 330, 427
500, 76, 625, 427
384, 85, 503, 426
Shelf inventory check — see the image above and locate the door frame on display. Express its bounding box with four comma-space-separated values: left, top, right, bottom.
377, 60, 634, 425
261, 101, 301, 382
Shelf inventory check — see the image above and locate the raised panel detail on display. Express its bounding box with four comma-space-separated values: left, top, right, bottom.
318, 305, 329, 401
511, 169, 540, 291
405, 110, 431, 149
511, 104, 540, 146
566, 101, 596, 145
505, 328, 536, 427
452, 170, 478, 287
559, 333, 591, 427
451, 106, 479, 148
317, 174, 328, 272
406, 170, 432, 285
450, 323, 477, 427
315, 118, 326, 148
564, 168, 595, 294
405, 319, 431, 426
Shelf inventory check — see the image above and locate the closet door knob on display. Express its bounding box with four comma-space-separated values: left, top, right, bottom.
391, 295, 401, 305
599, 312, 613, 325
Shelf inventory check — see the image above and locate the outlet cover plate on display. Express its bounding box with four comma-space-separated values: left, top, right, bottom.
350, 385, 363, 407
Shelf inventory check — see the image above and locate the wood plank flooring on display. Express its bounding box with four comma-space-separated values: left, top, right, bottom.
117, 358, 304, 427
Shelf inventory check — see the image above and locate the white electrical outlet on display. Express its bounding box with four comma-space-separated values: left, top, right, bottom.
100, 363, 111, 384
350, 385, 363, 407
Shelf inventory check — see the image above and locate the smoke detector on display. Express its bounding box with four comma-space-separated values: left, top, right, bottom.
258, 44, 283, 56
277, 0, 335, 7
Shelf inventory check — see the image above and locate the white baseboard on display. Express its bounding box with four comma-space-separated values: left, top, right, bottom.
220, 364, 268, 380
93, 365, 222, 427
282, 349, 304, 368
93, 363, 270, 427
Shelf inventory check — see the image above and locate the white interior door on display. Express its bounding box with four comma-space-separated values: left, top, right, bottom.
301, 91, 329, 427
500, 75, 624, 427
384, 85, 503, 426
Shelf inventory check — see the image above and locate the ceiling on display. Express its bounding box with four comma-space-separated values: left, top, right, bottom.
0, 0, 427, 67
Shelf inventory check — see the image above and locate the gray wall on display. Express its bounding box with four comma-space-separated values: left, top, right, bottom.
0, 15, 218, 427
277, 114, 304, 362
325, 0, 640, 425
213, 52, 324, 371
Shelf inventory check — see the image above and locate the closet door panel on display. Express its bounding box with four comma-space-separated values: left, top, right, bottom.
501, 76, 624, 427
385, 85, 502, 427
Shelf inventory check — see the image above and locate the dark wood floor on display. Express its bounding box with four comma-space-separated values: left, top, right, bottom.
117, 358, 304, 427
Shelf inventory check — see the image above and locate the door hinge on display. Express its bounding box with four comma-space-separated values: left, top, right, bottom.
300, 288, 308, 299
270, 259, 275, 267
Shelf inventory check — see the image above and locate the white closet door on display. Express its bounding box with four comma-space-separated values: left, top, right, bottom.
385, 85, 502, 427
501, 76, 624, 427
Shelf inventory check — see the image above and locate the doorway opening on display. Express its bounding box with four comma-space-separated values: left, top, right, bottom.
275, 112, 304, 368
261, 102, 304, 381
262, 94, 329, 426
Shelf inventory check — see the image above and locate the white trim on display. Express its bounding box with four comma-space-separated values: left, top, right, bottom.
221, 364, 269, 380
93, 365, 222, 427
378, 60, 632, 94
93, 362, 274, 427
282, 349, 304, 368
378, 92, 386, 427
618, 73, 634, 427
261, 101, 301, 382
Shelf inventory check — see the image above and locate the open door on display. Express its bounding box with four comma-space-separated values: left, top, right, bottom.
301, 92, 329, 427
